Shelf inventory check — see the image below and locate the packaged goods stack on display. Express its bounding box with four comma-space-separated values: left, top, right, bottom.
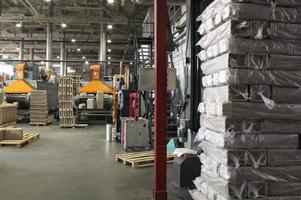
30, 90, 50, 125
58, 77, 75, 127
191, 1, 301, 199
0, 92, 3, 104
0, 104, 16, 126
0, 128, 23, 140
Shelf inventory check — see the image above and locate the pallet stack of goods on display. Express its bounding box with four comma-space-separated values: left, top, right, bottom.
30, 90, 50, 125
0, 104, 17, 127
191, 1, 301, 199
58, 77, 75, 127
0, 91, 3, 104
0, 128, 23, 140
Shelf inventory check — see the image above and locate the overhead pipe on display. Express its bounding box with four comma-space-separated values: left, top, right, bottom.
133, 0, 185, 5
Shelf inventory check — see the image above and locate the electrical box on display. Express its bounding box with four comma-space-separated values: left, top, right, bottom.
138, 68, 177, 91
121, 117, 149, 151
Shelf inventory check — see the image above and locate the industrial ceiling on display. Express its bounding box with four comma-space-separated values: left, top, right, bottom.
0, 0, 151, 70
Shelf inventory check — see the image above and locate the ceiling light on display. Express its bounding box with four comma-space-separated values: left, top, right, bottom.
85, 60, 89, 65
61, 22, 67, 28
108, 62, 111, 65
107, 39, 112, 43
71, 38, 76, 43
77, 48, 81, 52
107, 0, 114, 4
16, 22, 22, 28
45, 0, 52, 2
57, 56, 60, 59
130, 62, 133, 65
108, 57, 111, 60
108, 49, 112, 52
82, 56, 86, 59
16, 47, 20, 51
107, 24, 113, 29
41, 61, 45, 64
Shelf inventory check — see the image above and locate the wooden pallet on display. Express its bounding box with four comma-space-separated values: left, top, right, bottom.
0, 122, 16, 128
116, 151, 176, 168
0, 133, 40, 148
29, 121, 52, 126
60, 124, 88, 128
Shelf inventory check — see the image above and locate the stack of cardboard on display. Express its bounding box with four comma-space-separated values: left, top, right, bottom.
192, 1, 301, 199
0, 128, 23, 140
30, 90, 49, 124
0, 92, 3, 104
58, 77, 75, 127
0, 104, 16, 126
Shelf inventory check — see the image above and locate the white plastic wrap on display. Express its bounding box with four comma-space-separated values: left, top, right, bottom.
198, 2, 301, 34
199, 115, 301, 134
193, 172, 301, 200
199, 37, 301, 62
202, 69, 301, 88
202, 53, 301, 75
200, 102, 301, 120
198, 128, 299, 149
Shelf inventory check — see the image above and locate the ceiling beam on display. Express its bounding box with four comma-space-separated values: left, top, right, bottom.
0, 14, 132, 24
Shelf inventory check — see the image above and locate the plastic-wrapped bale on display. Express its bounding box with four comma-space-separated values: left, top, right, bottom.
192, 0, 301, 199
30, 90, 49, 124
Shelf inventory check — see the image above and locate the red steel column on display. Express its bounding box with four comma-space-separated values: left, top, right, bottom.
154, 0, 168, 200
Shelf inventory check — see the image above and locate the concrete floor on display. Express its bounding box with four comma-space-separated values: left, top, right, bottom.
0, 123, 191, 200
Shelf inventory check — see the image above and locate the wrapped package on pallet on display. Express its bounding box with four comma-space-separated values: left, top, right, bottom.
192, 1, 301, 199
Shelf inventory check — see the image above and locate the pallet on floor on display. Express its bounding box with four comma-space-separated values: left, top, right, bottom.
60, 124, 88, 128
0, 133, 40, 148
0, 122, 16, 128
29, 121, 52, 126
115, 151, 176, 168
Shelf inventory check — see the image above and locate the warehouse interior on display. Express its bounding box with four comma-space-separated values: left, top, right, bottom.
1, 0, 301, 200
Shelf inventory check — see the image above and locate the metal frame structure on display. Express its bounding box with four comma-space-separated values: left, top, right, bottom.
154, 0, 168, 200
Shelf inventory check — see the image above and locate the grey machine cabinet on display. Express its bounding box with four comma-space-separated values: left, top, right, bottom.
121, 117, 149, 151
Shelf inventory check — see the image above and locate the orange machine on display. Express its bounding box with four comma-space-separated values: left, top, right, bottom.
4, 62, 33, 94
79, 64, 114, 94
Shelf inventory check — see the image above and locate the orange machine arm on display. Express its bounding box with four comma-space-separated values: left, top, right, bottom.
79, 64, 114, 94
4, 62, 33, 94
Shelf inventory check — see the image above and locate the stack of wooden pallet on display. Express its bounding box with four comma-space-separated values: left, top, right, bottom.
58, 77, 75, 127
30, 90, 50, 125
0, 104, 16, 127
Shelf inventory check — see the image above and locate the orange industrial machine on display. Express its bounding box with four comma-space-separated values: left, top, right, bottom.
75, 64, 115, 124
79, 64, 113, 94
4, 62, 33, 94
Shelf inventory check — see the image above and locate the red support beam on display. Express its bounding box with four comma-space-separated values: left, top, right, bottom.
154, 0, 168, 200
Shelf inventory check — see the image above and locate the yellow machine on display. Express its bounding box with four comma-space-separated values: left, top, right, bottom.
79, 64, 114, 94
4, 62, 33, 94
75, 64, 115, 124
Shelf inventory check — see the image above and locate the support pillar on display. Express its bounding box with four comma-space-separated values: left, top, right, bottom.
60, 33, 67, 76
154, 0, 168, 200
46, 2, 53, 69
99, 24, 107, 80
30, 48, 34, 60
19, 39, 24, 60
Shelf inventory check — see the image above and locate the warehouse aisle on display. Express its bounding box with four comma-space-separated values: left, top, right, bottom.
0, 124, 154, 200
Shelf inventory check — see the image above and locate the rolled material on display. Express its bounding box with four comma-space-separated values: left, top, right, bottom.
106, 124, 112, 142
